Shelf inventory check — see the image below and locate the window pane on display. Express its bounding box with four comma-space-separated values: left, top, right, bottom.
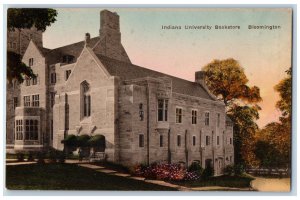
177, 135, 181, 146
139, 134, 144, 147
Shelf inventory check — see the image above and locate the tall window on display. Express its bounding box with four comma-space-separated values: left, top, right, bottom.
13, 97, 18, 110
192, 110, 197, 124
159, 135, 163, 147
65, 70, 71, 80
206, 135, 210, 146
157, 99, 168, 121
29, 58, 34, 67
177, 135, 181, 146
23, 96, 30, 107
230, 137, 232, 145
32, 74, 38, 85
205, 112, 210, 126
176, 108, 182, 123
81, 81, 91, 118
192, 136, 196, 146
217, 136, 220, 145
25, 78, 31, 86
50, 92, 56, 107
139, 134, 144, 147
217, 113, 220, 127
32, 95, 39, 107
50, 72, 56, 84
15, 120, 23, 140
25, 119, 38, 140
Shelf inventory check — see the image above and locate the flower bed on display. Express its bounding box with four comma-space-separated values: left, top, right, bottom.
134, 163, 200, 181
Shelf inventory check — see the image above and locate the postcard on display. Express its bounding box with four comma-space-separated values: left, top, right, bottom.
5, 7, 292, 192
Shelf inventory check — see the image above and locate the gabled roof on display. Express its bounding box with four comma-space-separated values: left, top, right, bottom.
45, 37, 100, 65
39, 36, 215, 100
96, 54, 215, 100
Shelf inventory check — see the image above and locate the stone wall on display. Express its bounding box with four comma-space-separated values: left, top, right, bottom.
52, 48, 119, 162
117, 76, 234, 173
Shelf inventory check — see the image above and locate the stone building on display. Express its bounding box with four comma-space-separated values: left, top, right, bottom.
7, 10, 234, 175
6, 26, 43, 150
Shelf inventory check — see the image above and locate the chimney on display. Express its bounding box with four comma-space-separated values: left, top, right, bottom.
99, 10, 121, 43
94, 9, 131, 63
85, 33, 90, 47
195, 71, 206, 85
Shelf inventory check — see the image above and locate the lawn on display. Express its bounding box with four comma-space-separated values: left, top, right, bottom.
170, 174, 254, 188
6, 163, 177, 191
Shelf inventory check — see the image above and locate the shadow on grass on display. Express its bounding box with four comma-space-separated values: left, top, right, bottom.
6, 163, 177, 191
170, 174, 255, 188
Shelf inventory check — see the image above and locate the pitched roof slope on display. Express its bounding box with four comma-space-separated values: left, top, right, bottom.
45, 37, 100, 65
96, 54, 215, 100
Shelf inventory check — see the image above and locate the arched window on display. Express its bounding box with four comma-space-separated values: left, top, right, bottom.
81, 81, 91, 118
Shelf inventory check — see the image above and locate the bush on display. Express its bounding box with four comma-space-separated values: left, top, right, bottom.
224, 165, 234, 176
77, 135, 91, 147
89, 135, 106, 152
27, 152, 34, 161
202, 165, 214, 180
36, 152, 45, 164
16, 153, 25, 162
188, 162, 204, 176
48, 148, 58, 163
133, 162, 200, 181
47, 148, 66, 163
234, 164, 245, 175
57, 151, 66, 163
61, 134, 78, 147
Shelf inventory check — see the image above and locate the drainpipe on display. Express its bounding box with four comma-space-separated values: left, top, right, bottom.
185, 129, 188, 168
168, 128, 171, 164
146, 81, 150, 165
212, 130, 215, 176
199, 130, 202, 166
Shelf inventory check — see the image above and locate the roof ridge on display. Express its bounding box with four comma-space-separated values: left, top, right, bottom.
47, 36, 100, 52
96, 53, 198, 85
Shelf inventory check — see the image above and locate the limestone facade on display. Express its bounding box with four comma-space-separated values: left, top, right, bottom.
7, 10, 234, 174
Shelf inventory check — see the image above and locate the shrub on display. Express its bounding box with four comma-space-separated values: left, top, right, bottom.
184, 171, 201, 181
77, 134, 91, 147
133, 162, 200, 181
46, 148, 66, 163
36, 152, 45, 164
16, 153, 24, 162
224, 164, 234, 176
202, 165, 214, 180
188, 162, 204, 176
48, 148, 58, 163
88, 135, 106, 152
57, 151, 66, 163
61, 134, 78, 147
27, 152, 34, 161
234, 164, 245, 175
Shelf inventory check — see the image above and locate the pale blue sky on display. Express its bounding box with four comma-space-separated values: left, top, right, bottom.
43, 8, 292, 127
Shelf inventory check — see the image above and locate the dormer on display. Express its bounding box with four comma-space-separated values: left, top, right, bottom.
62, 55, 75, 64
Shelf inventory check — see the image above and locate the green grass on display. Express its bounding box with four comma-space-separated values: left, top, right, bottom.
6, 163, 177, 191
93, 161, 131, 174
171, 174, 254, 188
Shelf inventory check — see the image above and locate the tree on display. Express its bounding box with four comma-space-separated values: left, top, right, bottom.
202, 58, 262, 167
203, 58, 262, 107
274, 68, 292, 121
7, 8, 57, 84
252, 68, 292, 168
254, 122, 290, 168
